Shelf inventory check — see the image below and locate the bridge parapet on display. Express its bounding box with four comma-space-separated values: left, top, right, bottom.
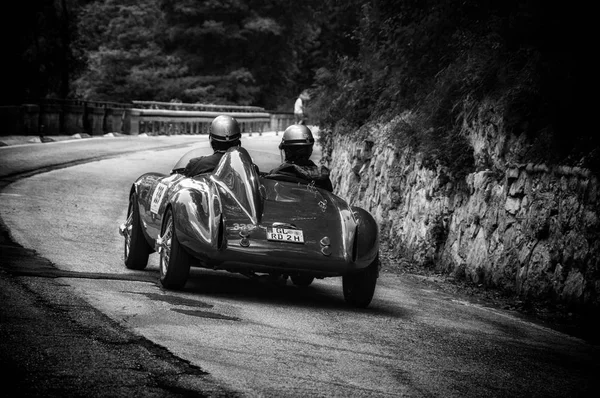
1, 99, 295, 137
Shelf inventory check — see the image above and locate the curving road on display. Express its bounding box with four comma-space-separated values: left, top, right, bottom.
0, 133, 596, 397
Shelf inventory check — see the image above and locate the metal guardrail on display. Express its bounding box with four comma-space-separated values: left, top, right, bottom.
130, 108, 272, 135
132, 100, 265, 113
38, 98, 132, 109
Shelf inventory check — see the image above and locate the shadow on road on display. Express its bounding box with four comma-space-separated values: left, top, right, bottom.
164, 268, 412, 319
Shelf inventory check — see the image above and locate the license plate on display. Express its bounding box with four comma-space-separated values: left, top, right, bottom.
267, 227, 304, 244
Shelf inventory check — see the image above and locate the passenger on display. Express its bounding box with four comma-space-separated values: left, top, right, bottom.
268, 124, 333, 192
173, 115, 242, 177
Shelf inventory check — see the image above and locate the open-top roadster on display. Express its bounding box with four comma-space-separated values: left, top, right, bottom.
119, 147, 379, 307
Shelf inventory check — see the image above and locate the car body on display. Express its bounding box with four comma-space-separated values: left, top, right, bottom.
119, 147, 379, 307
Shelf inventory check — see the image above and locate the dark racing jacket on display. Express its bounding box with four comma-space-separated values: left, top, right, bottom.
268, 158, 333, 192
183, 151, 225, 176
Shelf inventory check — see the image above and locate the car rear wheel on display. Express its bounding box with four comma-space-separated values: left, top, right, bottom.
342, 254, 379, 308
291, 275, 314, 287
159, 208, 191, 289
123, 194, 151, 270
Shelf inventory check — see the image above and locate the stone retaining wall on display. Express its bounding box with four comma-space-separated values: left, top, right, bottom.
324, 111, 600, 309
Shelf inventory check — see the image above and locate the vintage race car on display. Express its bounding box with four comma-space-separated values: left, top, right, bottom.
119, 147, 380, 307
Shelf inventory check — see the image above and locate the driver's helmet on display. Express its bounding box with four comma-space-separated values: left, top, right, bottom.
209, 115, 242, 143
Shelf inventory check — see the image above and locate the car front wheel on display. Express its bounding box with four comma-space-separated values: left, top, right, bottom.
342, 254, 379, 308
122, 194, 152, 270
158, 208, 191, 289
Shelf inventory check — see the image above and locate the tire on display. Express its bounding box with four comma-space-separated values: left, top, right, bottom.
159, 208, 191, 290
123, 194, 152, 270
291, 275, 314, 287
342, 254, 379, 308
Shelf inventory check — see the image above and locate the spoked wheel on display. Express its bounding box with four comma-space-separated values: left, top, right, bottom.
158, 208, 191, 290
121, 194, 152, 270
342, 254, 380, 308
291, 275, 314, 287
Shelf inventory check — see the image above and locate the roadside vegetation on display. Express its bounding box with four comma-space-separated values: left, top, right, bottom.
308, 1, 591, 176
5, 0, 591, 173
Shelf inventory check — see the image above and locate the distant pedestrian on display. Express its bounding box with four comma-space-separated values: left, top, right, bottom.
294, 91, 309, 125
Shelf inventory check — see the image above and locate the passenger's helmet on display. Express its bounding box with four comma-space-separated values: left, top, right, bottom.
209, 115, 242, 142
279, 124, 314, 160
279, 124, 314, 149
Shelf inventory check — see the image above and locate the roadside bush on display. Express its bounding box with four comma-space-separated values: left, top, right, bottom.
311, 0, 591, 177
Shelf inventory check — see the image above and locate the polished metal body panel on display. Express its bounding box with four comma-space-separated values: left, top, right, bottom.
131, 147, 378, 277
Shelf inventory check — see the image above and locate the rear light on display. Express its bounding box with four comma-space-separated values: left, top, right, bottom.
239, 225, 250, 247
320, 236, 331, 256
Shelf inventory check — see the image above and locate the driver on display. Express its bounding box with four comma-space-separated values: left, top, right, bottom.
178, 115, 243, 176
267, 124, 333, 192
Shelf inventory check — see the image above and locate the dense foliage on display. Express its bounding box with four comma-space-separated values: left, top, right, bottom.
4, 0, 82, 103
309, 0, 590, 173
7, 0, 590, 171
71, 0, 325, 109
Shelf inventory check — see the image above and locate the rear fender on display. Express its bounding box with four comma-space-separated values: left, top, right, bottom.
170, 180, 224, 257
351, 206, 379, 267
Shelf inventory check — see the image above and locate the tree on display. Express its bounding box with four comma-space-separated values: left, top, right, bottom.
73, 0, 178, 102
72, 0, 328, 108
2, 0, 83, 104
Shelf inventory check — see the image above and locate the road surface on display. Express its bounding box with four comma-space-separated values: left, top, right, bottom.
0, 133, 597, 397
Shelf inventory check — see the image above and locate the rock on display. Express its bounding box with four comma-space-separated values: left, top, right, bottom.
505, 197, 521, 215
325, 105, 600, 310
562, 270, 584, 303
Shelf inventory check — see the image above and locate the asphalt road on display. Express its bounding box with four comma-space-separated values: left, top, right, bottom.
0, 133, 598, 397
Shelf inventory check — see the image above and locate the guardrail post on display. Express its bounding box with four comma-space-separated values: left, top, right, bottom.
88, 107, 105, 136
0, 106, 21, 137
21, 104, 40, 135
125, 109, 140, 135
39, 102, 62, 135
63, 103, 84, 135
106, 107, 125, 134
